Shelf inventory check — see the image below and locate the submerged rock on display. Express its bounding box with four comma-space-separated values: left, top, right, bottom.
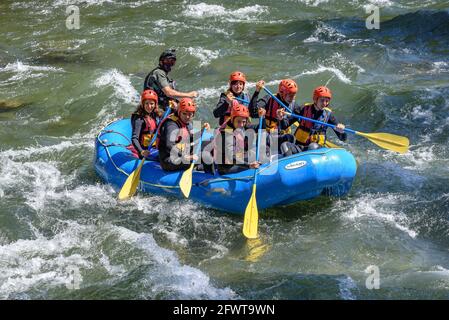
0, 100, 26, 112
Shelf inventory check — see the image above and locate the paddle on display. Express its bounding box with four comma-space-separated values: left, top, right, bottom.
118, 106, 172, 200
263, 86, 409, 154
234, 97, 250, 104
179, 126, 207, 198
243, 116, 264, 239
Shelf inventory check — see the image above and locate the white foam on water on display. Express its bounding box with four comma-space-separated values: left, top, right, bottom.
53, 0, 161, 6
304, 23, 346, 44
197, 85, 227, 101
297, 0, 330, 6
300, 66, 352, 84
0, 140, 91, 160
183, 3, 268, 21
121, 227, 236, 299
37, 116, 63, 125
337, 275, 357, 300
0, 223, 94, 299
53, 0, 114, 6
378, 144, 441, 172
129, 36, 164, 46
411, 105, 434, 125
0, 61, 65, 82
0, 221, 236, 299
430, 61, 449, 74
185, 47, 220, 67
94, 69, 139, 105
364, 0, 394, 8
344, 194, 417, 238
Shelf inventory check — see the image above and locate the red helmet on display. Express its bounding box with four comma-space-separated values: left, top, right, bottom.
279, 79, 298, 95
178, 98, 197, 113
313, 86, 332, 101
231, 103, 250, 120
141, 89, 158, 105
229, 71, 246, 84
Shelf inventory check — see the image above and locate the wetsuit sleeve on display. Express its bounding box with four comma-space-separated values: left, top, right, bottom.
249, 91, 260, 118
278, 118, 290, 131
286, 104, 303, 127
131, 116, 145, 155
328, 114, 347, 141
256, 94, 271, 111
213, 93, 230, 119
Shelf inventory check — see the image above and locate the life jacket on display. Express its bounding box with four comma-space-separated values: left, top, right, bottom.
264, 95, 292, 135
294, 103, 332, 146
140, 115, 158, 148
264, 95, 282, 132
214, 120, 250, 165
222, 91, 250, 124
156, 113, 191, 152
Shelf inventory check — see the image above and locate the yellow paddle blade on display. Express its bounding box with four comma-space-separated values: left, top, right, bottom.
356, 131, 409, 154
243, 184, 258, 239
324, 140, 340, 148
118, 159, 145, 200
179, 163, 194, 198
245, 238, 270, 262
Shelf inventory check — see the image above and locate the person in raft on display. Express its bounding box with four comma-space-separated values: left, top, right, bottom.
128, 89, 163, 159
248, 79, 298, 155
215, 103, 266, 175
143, 49, 198, 111
213, 71, 250, 126
157, 98, 210, 172
284, 86, 346, 150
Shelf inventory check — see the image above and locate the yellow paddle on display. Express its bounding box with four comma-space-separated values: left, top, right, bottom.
179, 127, 207, 198
243, 116, 264, 239
324, 140, 339, 148
118, 106, 172, 200
263, 86, 409, 154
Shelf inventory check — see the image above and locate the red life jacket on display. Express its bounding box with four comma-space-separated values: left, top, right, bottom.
140, 115, 158, 148
264, 95, 282, 131
223, 92, 250, 123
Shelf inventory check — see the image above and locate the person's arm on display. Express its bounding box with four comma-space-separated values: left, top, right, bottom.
131, 116, 145, 157
152, 70, 198, 99
256, 94, 271, 111
285, 104, 303, 127
249, 80, 265, 118
328, 114, 347, 141
249, 91, 260, 118
213, 93, 230, 118
162, 86, 198, 99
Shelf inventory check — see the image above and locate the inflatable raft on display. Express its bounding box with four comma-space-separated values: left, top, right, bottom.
94, 119, 357, 214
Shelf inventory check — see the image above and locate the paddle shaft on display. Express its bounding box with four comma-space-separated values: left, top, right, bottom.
192, 127, 207, 165
262, 86, 356, 134
253, 116, 264, 183
234, 97, 250, 104
147, 107, 172, 150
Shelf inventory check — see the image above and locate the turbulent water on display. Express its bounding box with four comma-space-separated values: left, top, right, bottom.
1, 0, 449, 300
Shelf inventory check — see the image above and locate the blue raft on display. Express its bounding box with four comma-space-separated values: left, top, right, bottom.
94, 119, 357, 214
